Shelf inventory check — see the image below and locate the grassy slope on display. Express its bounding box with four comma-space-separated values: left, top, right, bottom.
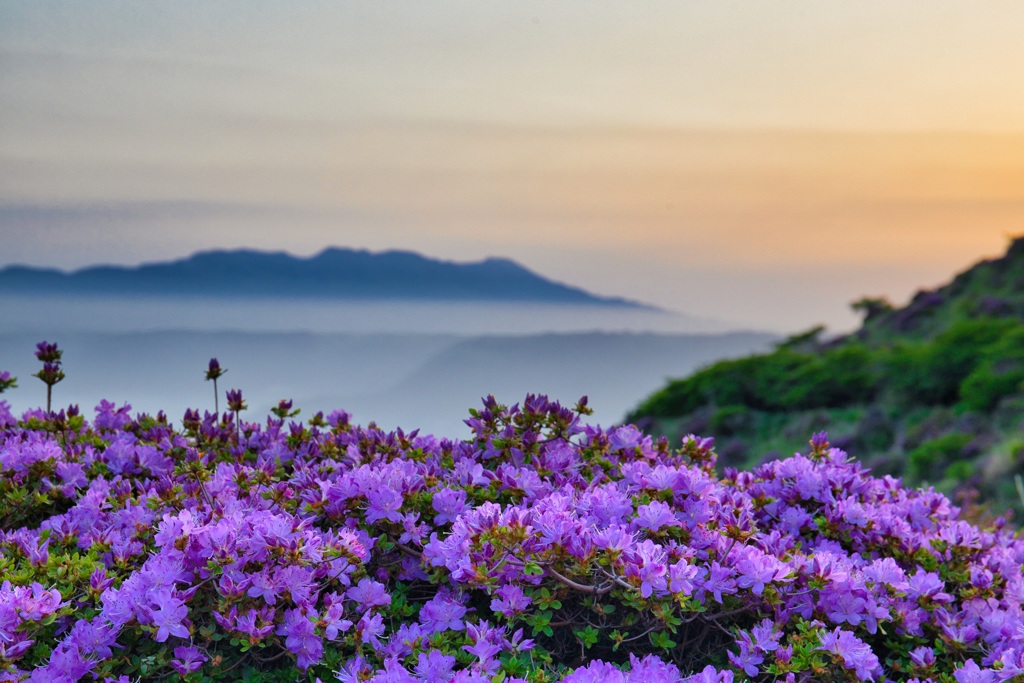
628, 237, 1024, 515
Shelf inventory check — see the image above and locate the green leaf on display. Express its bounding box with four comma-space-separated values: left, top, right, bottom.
649, 631, 677, 650
574, 626, 600, 649
523, 561, 544, 577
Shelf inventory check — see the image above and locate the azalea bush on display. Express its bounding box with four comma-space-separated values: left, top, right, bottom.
0, 380, 1022, 682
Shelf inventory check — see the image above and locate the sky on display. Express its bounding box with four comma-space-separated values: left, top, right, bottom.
2, 1, 1024, 332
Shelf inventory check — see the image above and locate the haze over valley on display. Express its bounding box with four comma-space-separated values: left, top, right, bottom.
0, 328, 775, 438
0, 248, 774, 435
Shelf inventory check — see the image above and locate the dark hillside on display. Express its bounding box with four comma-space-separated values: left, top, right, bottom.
853, 236, 1024, 343
629, 236, 1024, 515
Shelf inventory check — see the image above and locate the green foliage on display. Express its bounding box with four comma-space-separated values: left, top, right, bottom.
633, 344, 878, 420
907, 433, 973, 481
709, 405, 749, 436
778, 344, 877, 410
630, 253, 1024, 514
853, 408, 895, 452
886, 318, 1016, 406
944, 460, 975, 483
850, 296, 894, 322
957, 325, 1024, 412
0, 457, 76, 530
775, 324, 826, 351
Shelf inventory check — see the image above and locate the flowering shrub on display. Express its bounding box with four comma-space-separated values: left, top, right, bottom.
0, 391, 1021, 682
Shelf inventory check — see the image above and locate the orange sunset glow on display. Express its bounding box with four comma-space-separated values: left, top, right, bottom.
3, 1, 1024, 330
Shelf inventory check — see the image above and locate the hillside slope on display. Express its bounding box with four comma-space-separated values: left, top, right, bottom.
629, 236, 1024, 515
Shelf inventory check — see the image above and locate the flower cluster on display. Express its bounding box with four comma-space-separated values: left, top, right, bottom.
0, 582, 63, 661
0, 388, 1020, 682
31, 342, 64, 413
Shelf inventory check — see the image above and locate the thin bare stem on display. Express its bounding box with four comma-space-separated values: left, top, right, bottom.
547, 566, 615, 595
393, 540, 424, 561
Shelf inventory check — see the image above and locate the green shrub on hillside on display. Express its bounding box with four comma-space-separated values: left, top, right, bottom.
886, 318, 1017, 406
958, 325, 1024, 412
905, 433, 973, 481
632, 238, 1024, 513
633, 344, 878, 419
778, 344, 877, 409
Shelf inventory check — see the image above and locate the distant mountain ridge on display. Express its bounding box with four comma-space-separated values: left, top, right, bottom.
0, 248, 649, 307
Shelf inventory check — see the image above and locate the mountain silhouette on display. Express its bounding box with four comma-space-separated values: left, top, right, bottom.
0, 248, 649, 307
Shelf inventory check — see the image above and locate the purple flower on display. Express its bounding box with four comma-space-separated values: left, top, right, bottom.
728, 632, 764, 677
370, 658, 417, 683
35, 641, 93, 681
907, 569, 953, 604
463, 620, 504, 672
366, 487, 405, 524
490, 584, 531, 617
748, 618, 780, 653
247, 569, 279, 605
10, 583, 63, 620
432, 488, 468, 525
64, 620, 118, 662
817, 627, 880, 681
667, 561, 699, 595
35, 363, 65, 388
148, 588, 189, 642
414, 651, 456, 683
170, 645, 207, 675
810, 431, 830, 452
626, 539, 668, 598
508, 627, 534, 653
56, 461, 87, 491
35, 341, 62, 364
627, 653, 683, 683
358, 612, 386, 649
383, 622, 425, 659
733, 547, 789, 597
862, 557, 908, 590
684, 666, 734, 683
908, 646, 935, 670
969, 566, 993, 589
347, 578, 392, 612
0, 371, 15, 394
634, 501, 679, 531
204, 358, 224, 381
610, 425, 643, 452
2, 393, 1024, 683
699, 562, 737, 604
419, 589, 468, 634
226, 606, 276, 640
276, 608, 323, 669
823, 585, 867, 628
336, 656, 372, 683
226, 388, 246, 412
323, 598, 354, 640
953, 660, 997, 683
271, 398, 297, 419
277, 565, 316, 606
562, 660, 626, 683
